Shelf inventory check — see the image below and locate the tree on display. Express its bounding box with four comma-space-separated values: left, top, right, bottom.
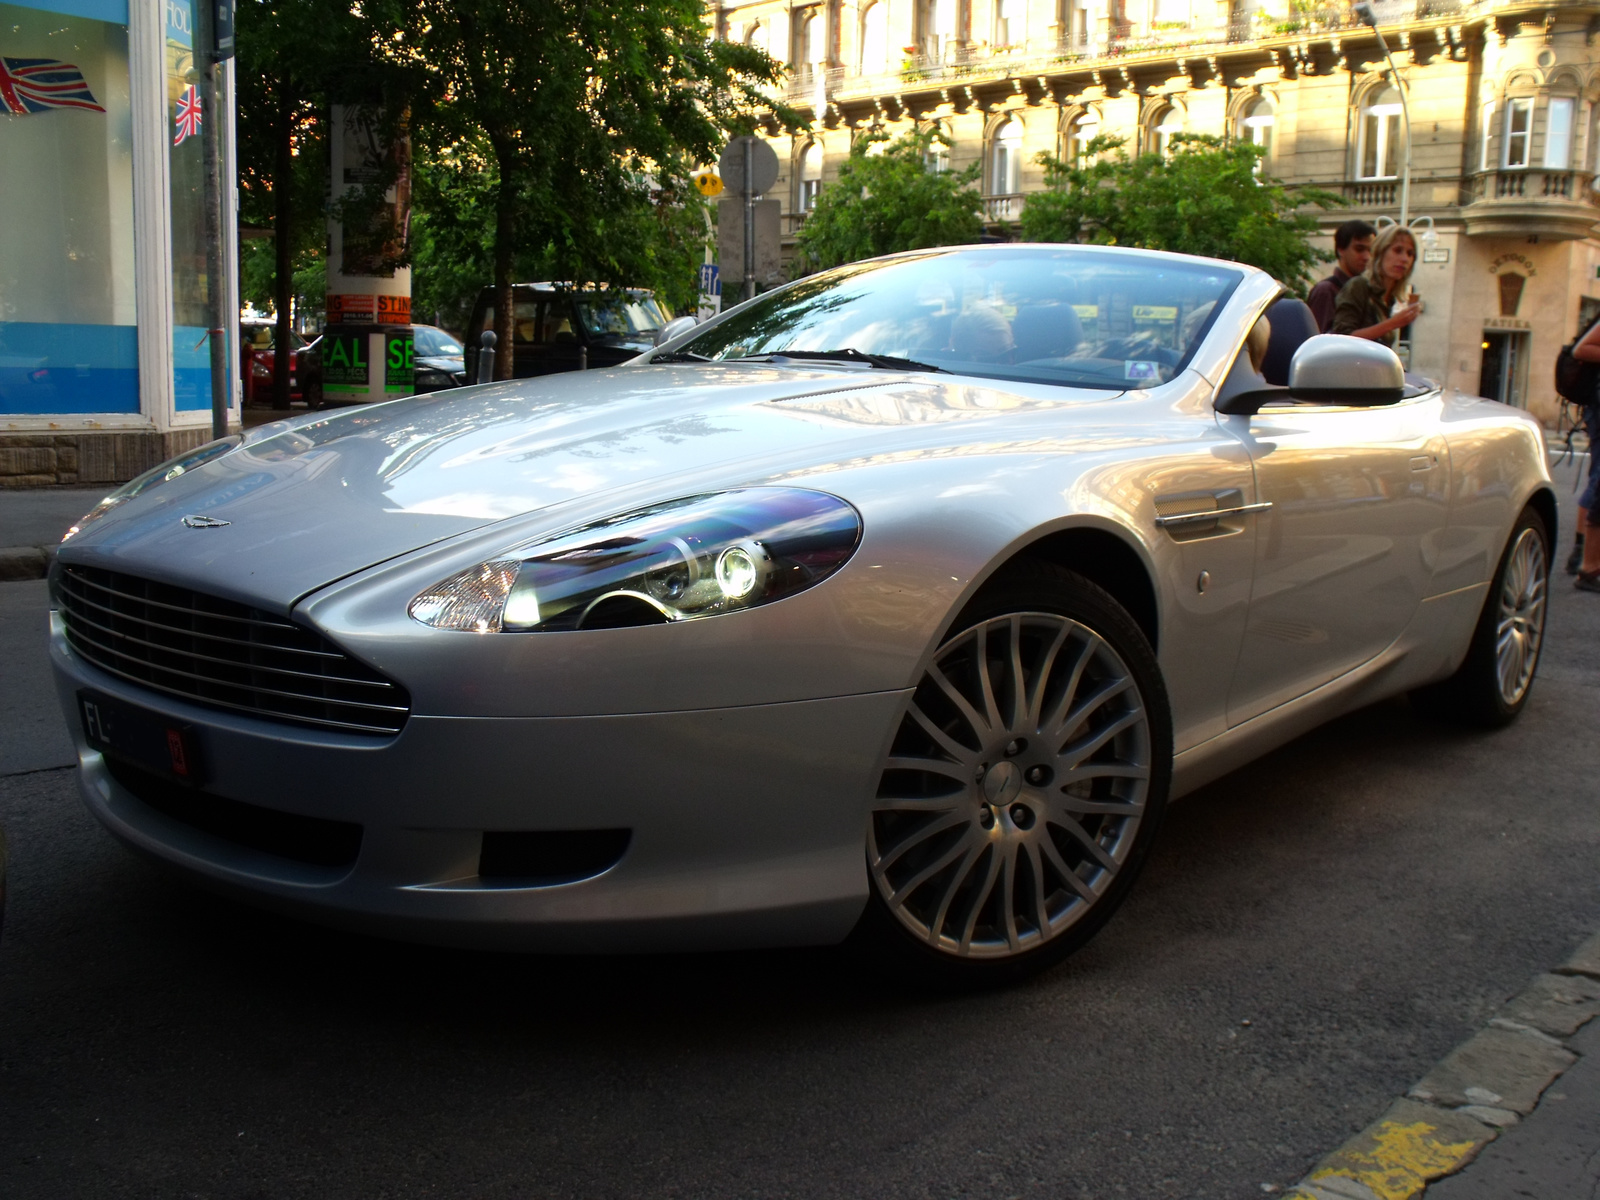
795, 130, 984, 272
386, 0, 789, 378
1018, 134, 1341, 294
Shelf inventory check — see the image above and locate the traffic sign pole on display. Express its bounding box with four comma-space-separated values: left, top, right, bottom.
743, 137, 755, 302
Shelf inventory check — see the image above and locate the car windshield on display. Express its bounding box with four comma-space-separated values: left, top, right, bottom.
576, 294, 668, 339
413, 327, 463, 357
674, 247, 1243, 390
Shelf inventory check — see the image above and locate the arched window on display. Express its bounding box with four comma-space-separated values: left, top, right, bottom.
799, 144, 823, 211
1066, 111, 1099, 163
859, 1, 887, 74
795, 11, 821, 80
1241, 96, 1274, 165
744, 21, 766, 52
1149, 105, 1183, 158
1358, 86, 1403, 179
992, 118, 1024, 195
922, 0, 957, 59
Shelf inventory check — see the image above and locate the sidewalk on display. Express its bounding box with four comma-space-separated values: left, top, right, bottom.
0, 487, 105, 581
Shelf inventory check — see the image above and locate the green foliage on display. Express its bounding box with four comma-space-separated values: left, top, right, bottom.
1018, 134, 1342, 294
796, 130, 984, 272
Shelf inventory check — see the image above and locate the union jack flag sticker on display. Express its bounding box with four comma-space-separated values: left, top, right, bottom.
174, 83, 202, 146
0, 57, 106, 115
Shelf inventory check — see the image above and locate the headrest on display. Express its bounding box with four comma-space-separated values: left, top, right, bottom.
1260, 298, 1319, 386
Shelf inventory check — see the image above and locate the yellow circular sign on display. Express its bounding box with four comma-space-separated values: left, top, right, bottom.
694, 170, 725, 198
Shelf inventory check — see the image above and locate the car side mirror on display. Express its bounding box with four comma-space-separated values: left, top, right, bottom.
1215, 334, 1405, 416
1286, 334, 1405, 404
654, 315, 699, 347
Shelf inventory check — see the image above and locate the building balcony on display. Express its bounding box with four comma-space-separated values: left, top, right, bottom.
985, 194, 1025, 222
1462, 168, 1600, 240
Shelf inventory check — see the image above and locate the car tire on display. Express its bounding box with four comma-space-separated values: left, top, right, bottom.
1409, 505, 1550, 729
305, 378, 325, 410
852, 561, 1172, 989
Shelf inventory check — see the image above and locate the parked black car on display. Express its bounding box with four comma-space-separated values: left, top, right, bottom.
463, 284, 669, 381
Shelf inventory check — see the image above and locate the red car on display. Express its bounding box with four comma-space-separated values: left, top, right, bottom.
241, 320, 307, 405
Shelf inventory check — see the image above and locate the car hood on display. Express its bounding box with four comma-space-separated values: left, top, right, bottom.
57, 363, 1124, 611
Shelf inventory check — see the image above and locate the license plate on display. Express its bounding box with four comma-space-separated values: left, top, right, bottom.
77, 690, 205, 786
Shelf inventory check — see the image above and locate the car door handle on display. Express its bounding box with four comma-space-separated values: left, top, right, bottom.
1153, 488, 1273, 529
1410, 455, 1436, 472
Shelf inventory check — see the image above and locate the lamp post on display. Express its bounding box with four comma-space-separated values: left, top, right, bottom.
1354, 2, 1411, 226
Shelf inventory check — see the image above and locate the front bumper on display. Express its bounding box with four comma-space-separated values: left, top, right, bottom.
51, 615, 906, 952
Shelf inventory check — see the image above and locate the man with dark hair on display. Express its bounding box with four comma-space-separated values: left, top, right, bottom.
1307, 219, 1377, 333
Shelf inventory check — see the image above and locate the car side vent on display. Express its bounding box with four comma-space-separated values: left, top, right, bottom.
478, 829, 631, 886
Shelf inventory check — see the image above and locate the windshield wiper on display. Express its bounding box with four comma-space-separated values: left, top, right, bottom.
648, 348, 713, 363
731, 348, 947, 373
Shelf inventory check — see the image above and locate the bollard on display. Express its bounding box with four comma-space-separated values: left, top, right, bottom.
579, 344, 587, 371
476, 330, 497, 385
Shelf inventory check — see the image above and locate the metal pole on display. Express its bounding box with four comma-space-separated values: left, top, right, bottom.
198, 2, 230, 439
1360, 9, 1411, 226
743, 135, 756, 302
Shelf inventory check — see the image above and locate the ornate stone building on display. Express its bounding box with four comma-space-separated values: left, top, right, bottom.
709, 0, 1600, 423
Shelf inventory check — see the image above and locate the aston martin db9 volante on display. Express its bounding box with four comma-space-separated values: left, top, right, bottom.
49, 245, 1554, 984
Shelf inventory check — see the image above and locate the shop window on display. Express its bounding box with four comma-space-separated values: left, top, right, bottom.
0, 0, 138, 415
798, 144, 822, 211
1240, 96, 1274, 167
1149, 105, 1183, 158
991, 118, 1023, 194
1358, 87, 1402, 179
1544, 97, 1574, 170
858, 2, 887, 73
1504, 97, 1532, 168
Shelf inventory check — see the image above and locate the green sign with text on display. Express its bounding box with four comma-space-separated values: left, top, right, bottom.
384, 330, 414, 394
322, 333, 370, 394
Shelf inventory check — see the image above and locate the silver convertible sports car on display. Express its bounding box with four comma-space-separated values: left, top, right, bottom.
49, 245, 1554, 985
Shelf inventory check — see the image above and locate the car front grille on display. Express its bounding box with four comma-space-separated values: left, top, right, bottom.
56, 564, 410, 736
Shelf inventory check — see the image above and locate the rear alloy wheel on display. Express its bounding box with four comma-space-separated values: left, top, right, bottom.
1411, 506, 1549, 728
859, 566, 1171, 986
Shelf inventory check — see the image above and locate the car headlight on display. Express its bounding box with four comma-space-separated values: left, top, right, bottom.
61, 435, 243, 542
408, 488, 861, 633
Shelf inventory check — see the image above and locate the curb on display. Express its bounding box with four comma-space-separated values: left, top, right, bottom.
0, 545, 53, 582
1284, 931, 1600, 1200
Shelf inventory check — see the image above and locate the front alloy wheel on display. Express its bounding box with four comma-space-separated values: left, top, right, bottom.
861, 565, 1171, 984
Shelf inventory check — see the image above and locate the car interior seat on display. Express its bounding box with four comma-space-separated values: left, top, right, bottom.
1009, 303, 1084, 363
1258, 297, 1318, 386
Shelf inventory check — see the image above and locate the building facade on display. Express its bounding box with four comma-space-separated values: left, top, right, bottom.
712, 0, 1600, 423
0, 0, 239, 488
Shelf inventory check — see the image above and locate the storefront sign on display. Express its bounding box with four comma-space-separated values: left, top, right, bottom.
321, 332, 369, 393
1483, 317, 1531, 330
384, 330, 414, 394
1422, 248, 1450, 263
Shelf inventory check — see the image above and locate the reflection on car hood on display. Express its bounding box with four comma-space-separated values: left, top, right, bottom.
416, 354, 464, 372
58, 364, 1125, 610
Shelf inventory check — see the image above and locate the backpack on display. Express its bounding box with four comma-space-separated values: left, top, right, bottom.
1555, 322, 1600, 405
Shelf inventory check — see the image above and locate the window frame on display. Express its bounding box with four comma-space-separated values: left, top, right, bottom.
1503, 96, 1533, 169
798, 143, 823, 212
991, 118, 1024, 195
1357, 91, 1403, 181
1544, 96, 1575, 170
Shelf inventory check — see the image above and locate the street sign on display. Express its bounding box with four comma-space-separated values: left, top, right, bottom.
717, 199, 782, 287
717, 137, 779, 198
693, 170, 724, 198
698, 263, 720, 296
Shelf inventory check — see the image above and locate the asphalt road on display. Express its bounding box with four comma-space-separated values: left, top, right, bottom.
1, 464, 1597, 1200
